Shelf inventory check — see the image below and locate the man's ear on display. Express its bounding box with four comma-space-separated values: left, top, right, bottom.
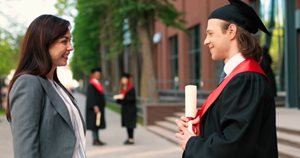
228, 24, 237, 40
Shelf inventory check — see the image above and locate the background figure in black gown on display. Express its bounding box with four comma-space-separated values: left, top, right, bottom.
86, 67, 106, 146
260, 46, 277, 97
175, 0, 278, 158
113, 73, 137, 145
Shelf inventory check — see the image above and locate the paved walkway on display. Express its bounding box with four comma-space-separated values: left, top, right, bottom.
0, 93, 182, 158
276, 107, 300, 131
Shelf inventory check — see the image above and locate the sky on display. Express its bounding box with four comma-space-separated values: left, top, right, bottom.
0, 0, 74, 35
260, 0, 284, 25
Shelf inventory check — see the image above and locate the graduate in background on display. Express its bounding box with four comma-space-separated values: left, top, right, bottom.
86, 67, 106, 146
260, 46, 277, 97
175, 0, 278, 157
113, 73, 137, 145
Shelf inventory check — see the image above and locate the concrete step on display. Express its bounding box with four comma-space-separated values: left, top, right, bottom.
277, 131, 300, 149
174, 112, 184, 118
278, 143, 300, 158
155, 121, 177, 133
277, 126, 300, 137
165, 116, 178, 124
147, 125, 178, 145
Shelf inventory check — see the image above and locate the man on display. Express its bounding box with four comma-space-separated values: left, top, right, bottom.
175, 0, 278, 157
86, 67, 106, 146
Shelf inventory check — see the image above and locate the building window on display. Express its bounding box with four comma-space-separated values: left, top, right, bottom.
188, 25, 201, 85
169, 35, 179, 89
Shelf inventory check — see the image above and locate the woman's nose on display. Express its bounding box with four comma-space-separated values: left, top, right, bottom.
68, 43, 73, 51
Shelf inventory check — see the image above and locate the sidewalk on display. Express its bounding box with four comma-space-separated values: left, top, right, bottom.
0, 93, 182, 158
0, 115, 13, 158
276, 107, 300, 131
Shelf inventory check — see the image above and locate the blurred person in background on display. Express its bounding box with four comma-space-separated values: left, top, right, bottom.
260, 46, 277, 97
86, 67, 106, 146
113, 73, 137, 145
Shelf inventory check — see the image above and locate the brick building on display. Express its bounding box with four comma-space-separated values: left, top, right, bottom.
103, 0, 300, 108
151, 0, 300, 108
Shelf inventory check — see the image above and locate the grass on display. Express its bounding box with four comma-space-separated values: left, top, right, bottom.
0, 108, 5, 115
106, 102, 121, 113
106, 102, 144, 125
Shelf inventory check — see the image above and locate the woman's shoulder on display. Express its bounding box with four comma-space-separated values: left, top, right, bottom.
12, 74, 43, 91
17, 74, 40, 82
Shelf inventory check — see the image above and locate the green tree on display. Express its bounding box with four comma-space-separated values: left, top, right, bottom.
71, 0, 103, 79
56, 0, 184, 100
114, 0, 185, 100
0, 30, 19, 78
54, 0, 76, 17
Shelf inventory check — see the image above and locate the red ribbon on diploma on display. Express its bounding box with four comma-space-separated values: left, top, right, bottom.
186, 116, 200, 135
189, 59, 267, 136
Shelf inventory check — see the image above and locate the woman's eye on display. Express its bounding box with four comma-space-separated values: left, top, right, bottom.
61, 40, 67, 44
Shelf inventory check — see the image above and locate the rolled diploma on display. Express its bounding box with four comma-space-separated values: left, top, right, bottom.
96, 112, 101, 127
185, 85, 197, 134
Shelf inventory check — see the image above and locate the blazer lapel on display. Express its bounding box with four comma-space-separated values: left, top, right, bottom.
74, 103, 86, 134
54, 82, 86, 135
37, 77, 74, 131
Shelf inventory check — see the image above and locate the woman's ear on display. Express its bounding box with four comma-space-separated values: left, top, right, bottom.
228, 24, 237, 40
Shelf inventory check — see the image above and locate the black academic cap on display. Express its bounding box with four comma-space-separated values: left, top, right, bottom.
121, 73, 131, 78
208, 0, 270, 35
91, 67, 102, 73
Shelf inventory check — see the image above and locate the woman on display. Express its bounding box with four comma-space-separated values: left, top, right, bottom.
6, 15, 86, 158
114, 73, 137, 145
85, 67, 106, 146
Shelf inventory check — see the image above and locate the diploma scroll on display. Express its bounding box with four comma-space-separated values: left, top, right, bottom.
113, 94, 124, 100
185, 85, 197, 134
96, 112, 101, 127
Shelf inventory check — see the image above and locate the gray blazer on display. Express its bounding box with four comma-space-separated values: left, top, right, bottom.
9, 74, 86, 158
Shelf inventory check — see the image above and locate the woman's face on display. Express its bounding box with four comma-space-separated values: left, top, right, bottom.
49, 31, 73, 67
121, 77, 128, 85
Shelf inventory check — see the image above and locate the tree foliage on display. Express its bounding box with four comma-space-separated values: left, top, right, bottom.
57, 0, 184, 99
55, 0, 76, 17
0, 29, 19, 77
70, 0, 104, 79
115, 0, 185, 99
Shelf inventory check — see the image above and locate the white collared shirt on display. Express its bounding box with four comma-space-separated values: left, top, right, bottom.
223, 53, 246, 78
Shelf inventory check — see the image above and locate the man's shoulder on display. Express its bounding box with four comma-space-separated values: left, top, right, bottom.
232, 72, 267, 82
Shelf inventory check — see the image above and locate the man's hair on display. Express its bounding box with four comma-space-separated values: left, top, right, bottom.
90, 67, 102, 74
221, 22, 262, 62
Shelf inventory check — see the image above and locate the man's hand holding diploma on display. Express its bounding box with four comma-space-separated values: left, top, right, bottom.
175, 85, 200, 150
175, 116, 200, 150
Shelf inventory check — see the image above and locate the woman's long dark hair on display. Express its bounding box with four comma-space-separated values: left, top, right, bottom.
6, 15, 71, 121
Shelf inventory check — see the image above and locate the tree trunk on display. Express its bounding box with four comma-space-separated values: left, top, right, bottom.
137, 22, 158, 102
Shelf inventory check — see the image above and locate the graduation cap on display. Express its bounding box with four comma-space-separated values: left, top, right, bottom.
208, 0, 270, 35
